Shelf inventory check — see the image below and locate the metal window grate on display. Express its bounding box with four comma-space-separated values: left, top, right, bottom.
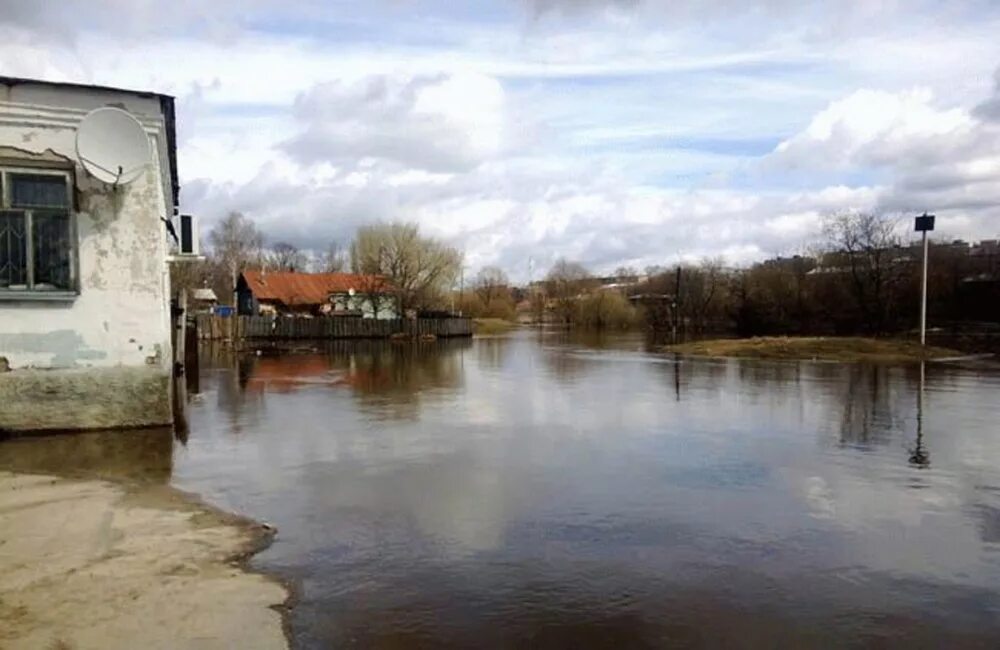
0, 211, 27, 288
0, 170, 75, 294
32, 211, 72, 289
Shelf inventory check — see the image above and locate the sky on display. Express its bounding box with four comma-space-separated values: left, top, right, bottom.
2, 0, 1000, 280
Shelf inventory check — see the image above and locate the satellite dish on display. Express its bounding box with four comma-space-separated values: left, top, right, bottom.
76, 107, 151, 185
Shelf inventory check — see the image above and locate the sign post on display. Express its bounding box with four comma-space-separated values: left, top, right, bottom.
914, 213, 935, 345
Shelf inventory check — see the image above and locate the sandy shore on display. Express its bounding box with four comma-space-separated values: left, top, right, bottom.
0, 471, 289, 650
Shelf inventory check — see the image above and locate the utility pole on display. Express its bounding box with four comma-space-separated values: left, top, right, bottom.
914, 213, 935, 346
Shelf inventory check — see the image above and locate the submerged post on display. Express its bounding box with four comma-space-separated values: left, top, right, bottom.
914, 213, 935, 346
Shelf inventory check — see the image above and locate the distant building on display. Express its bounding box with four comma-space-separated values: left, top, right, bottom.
190, 287, 219, 313
237, 270, 398, 319
0, 77, 180, 433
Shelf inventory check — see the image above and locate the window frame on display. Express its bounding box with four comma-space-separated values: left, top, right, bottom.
0, 164, 78, 301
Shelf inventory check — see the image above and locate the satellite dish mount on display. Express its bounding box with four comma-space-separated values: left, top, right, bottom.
76, 107, 152, 190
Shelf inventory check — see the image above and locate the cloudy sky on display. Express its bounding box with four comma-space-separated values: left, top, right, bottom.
2, 0, 1000, 279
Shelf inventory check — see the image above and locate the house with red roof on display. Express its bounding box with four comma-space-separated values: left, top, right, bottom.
236, 270, 398, 319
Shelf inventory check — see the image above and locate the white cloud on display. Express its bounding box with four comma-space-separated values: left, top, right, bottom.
1, 1, 999, 279
283, 73, 505, 173
768, 88, 974, 172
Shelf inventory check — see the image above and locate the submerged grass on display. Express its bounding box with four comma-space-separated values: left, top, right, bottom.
664, 336, 963, 363
473, 318, 518, 336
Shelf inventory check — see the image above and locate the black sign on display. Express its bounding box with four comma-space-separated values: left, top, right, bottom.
914, 214, 935, 232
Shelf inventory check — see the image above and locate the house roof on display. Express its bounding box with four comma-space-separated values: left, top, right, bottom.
241, 271, 391, 307
192, 288, 218, 302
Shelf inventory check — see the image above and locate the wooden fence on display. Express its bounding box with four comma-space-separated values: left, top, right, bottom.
195, 314, 472, 341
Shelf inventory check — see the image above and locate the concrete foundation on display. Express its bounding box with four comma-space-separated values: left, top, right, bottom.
0, 367, 171, 433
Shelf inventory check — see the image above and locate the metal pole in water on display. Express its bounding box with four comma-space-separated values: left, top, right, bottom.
920, 229, 928, 346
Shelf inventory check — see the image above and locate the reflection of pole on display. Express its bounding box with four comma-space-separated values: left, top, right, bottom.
909, 361, 929, 468
674, 354, 681, 401
920, 228, 929, 346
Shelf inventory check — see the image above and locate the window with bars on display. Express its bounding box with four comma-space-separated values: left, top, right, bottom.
0, 168, 75, 296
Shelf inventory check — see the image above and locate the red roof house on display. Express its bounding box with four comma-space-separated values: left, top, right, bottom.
236, 270, 395, 317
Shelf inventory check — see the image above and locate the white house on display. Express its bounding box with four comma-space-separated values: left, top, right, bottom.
0, 77, 180, 433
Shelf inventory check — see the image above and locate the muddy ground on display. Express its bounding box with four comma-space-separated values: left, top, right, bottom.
0, 470, 289, 650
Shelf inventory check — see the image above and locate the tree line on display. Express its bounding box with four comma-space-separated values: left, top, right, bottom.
171, 213, 462, 314
630, 213, 997, 336
175, 211, 997, 334
494, 212, 997, 335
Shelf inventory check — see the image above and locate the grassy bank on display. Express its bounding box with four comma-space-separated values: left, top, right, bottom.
473, 318, 518, 336
664, 336, 963, 363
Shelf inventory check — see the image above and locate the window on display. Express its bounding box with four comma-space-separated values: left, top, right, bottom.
0, 168, 75, 296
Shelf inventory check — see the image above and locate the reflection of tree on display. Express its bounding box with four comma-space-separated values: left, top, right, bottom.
837, 365, 897, 448
539, 330, 624, 384
198, 344, 266, 433
974, 505, 1000, 543
541, 348, 590, 384
735, 359, 801, 386
475, 337, 510, 371
202, 339, 472, 423
654, 354, 729, 398
327, 339, 469, 420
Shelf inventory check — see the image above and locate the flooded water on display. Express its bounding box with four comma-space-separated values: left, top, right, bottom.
4, 331, 1000, 648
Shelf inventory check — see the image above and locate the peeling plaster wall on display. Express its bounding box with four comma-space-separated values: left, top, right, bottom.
0, 83, 174, 431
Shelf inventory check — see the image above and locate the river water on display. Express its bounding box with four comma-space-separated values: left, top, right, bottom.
5, 331, 1000, 648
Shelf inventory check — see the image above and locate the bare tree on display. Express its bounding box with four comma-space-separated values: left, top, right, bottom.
208, 211, 263, 304
823, 213, 904, 334
168, 258, 210, 300
679, 258, 725, 333
350, 222, 462, 313
315, 241, 346, 273
266, 241, 310, 272
545, 258, 590, 324
474, 266, 510, 305
614, 265, 639, 281
353, 272, 393, 319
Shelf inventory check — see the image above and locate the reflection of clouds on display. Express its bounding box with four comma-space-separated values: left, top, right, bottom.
295, 449, 522, 555
178, 332, 1000, 636
800, 469, 963, 528
804, 476, 835, 519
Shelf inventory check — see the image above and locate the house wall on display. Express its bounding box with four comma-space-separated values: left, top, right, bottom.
330, 293, 399, 319
0, 82, 174, 432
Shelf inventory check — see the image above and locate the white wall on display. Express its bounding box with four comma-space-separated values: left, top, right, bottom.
0, 83, 173, 372
331, 293, 399, 319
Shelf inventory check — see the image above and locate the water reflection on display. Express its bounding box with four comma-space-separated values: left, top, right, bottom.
170, 333, 1000, 648
475, 336, 511, 371
3, 332, 999, 648
202, 338, 472, 423
909, 362, 931, 469
0, 427, 173, 483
